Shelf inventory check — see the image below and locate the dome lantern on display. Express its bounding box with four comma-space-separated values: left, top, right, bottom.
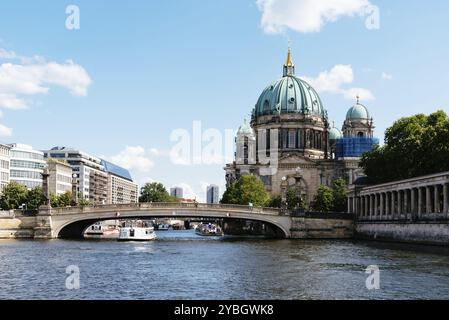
283, 47, 295, 76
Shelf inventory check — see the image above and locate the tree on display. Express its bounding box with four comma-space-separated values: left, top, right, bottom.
50, 192, 73, 208
332, 178, 348, 212
0, 182, 28, 210
361, 110, 449, 183
286, 188, 301, 211
139, 182, 176, 203
313, 185, 334, 213
221, 175, 270, 207
26, 187, 46, 210
267, 194, 282, 208
78, 197, 91, 207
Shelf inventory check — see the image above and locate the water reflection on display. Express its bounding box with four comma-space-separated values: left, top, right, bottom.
0, 231, 449, 300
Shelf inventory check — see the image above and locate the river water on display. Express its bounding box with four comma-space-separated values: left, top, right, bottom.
1, 230, 449, 300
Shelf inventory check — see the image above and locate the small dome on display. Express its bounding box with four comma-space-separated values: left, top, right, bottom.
237, 119, 254, 136
328, 127, 343, 140
346, 102, 370, 120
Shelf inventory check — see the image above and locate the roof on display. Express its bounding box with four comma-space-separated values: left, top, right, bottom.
100, 159, 133, 181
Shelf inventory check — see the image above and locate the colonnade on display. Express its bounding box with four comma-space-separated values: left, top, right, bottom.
348, 173, 449, 220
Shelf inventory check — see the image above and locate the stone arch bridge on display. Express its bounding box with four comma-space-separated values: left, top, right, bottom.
30, 203, 293, 239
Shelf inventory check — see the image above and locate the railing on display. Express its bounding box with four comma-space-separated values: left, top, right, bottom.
44, 202, 282, 216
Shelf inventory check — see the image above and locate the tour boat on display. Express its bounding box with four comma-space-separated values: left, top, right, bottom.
85, 224, 104, 237
157, 224, 171, 231
195, 223, 224, 237
118, 226, 157, 241
85, 223, 119, 239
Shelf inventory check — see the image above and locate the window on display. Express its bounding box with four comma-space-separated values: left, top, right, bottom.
288, 130, 296, 149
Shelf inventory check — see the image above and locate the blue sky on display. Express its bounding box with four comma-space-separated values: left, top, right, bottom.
1, 0, 448, 200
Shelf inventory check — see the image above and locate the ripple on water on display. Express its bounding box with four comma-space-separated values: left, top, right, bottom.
1, 234, 449, 299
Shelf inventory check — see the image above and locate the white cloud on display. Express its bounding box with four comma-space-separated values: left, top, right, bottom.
0, 60, 92, 106
302, 64, 375, 101
0, 123, 12, 137
381, 72, 393, 80
0, 48, 92, 136
343, 87, 375, 101
257, 0, 371, 34
0, 48, 17, 60
108, 146, 155, 173
0, 94, 28, 110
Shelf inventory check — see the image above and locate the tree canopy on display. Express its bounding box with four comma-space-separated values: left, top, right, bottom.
221, 175, 270, 207
0, 182, 29, 210
360, 110, 449, 184
312, 185, 334, 213
50, 192, 73, 208
139, 182, 179, 203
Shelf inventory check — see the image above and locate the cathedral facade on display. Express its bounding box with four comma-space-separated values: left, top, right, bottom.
224, 49, 378, 207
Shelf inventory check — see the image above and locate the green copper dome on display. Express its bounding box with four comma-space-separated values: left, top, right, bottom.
328, 126, 343, 140
346, 101, 370, 120
254, 49, 326, 119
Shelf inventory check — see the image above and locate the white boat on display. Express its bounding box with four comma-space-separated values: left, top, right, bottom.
157, 224, 171, 231
85, 224, 104, 236
195, 223, 224, 236
118, 226, 157, 241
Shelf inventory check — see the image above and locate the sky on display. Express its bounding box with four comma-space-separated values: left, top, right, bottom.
0, 0, 449, 201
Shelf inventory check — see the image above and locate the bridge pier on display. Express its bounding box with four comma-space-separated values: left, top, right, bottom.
33, 205, 54, 239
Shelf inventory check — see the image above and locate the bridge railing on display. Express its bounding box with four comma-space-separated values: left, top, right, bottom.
42, 202, 282, 216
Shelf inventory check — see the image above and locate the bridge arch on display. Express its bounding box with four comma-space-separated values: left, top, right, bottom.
49, 203, 291, 239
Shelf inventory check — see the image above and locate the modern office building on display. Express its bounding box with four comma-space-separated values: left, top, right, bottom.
43, 147, 138, 205
46, 159, 73, 196
43, 147, 108, 204
9, 144, 45, 190
0, 144, 11, 194
101, 160, 138, 204
206, 185, 220, 204
170, 187, 183, 199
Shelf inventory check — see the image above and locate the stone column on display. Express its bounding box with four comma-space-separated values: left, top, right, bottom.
353, 197, 357, 215
347, 197, 351, 214
385, 192, 389, 218
444, 184, 448, 216
403, 189, 410, 217
390, 191, 395, 219
370, 194, 374, 220
434, 185, 440, 214
379, 193, 384, 219
417, 187, 423, 218
397, 190, 402, 218
411, 188, 416, 218
426, 186, 432, 214
364, 196, 369, 218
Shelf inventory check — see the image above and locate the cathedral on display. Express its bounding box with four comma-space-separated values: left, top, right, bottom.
224, 49, 378, 207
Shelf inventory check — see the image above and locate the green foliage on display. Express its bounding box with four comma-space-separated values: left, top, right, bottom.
26, 187, 46, 210
78, 197, 92, 207
313, 185, 334, 212
0, 182, 29, 210
267, 194, 282, 208
286, 188, 301, 211
139, 182, 178, 203
332, 178, 348, 212
361, 110, 449, 183
50, 192, 73, 208
221, 175, 270, 207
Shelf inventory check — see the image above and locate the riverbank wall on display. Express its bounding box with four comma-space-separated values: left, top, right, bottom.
290, 213, 354, 239
0, 213, 35, 239
355, 221, 449, 246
